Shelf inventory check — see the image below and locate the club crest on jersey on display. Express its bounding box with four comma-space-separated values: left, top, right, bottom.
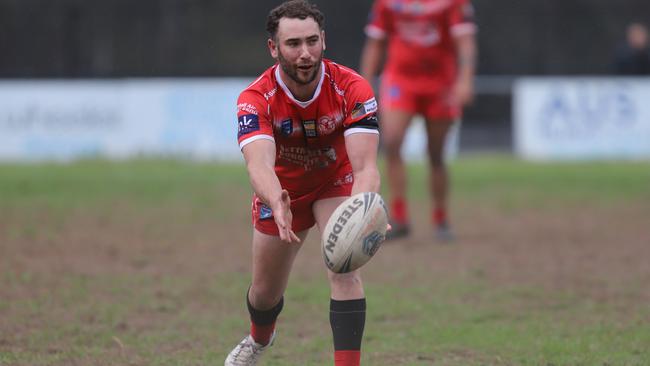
259, 204, 273, 220
318, 115, 337, 135
238, 114, 259, 138
281, 118, 293, 136
302, 120, 317, 138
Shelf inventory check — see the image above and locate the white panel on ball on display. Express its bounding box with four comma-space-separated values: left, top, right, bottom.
321, 192, 388, 273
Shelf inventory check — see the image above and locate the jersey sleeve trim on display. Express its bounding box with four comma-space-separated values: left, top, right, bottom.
451, 23, 477, 37
239, 134, 275, 150
365, 24, 387, 40
344, 128, 379, 137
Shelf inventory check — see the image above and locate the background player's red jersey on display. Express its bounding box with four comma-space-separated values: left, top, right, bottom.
237, 59, 379, 196
365, 0, 476, 89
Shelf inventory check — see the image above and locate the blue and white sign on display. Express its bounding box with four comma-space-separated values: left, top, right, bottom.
514, 78, 650, 160
0, 78, 252, 161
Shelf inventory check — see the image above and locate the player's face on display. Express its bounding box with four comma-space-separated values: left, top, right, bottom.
270, 17, 325, 85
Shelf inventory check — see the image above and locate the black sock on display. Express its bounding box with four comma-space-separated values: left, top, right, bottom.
247, 291, 283, 345
329, 298, 366, 350
246, 292, 284, 325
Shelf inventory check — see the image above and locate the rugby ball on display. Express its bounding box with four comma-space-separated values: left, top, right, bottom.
322, 192, 388, 273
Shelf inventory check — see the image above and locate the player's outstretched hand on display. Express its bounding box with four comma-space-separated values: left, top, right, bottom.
273, 189, 301, 244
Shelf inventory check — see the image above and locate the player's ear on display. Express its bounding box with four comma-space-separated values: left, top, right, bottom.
321, 30, 326, 51
268, 38, 279, 59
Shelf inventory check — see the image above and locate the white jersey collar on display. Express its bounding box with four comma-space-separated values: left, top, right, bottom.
275, 61, 325, 109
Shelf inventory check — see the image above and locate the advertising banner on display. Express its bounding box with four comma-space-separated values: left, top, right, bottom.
514, 78, 650, 160
0, 79, 251, 161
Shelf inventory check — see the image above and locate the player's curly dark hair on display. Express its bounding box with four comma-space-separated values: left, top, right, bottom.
266, 0, 325, 40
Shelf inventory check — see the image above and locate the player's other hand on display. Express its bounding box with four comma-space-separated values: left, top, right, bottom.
272, 189, 301, 244
450, 78, 474, 106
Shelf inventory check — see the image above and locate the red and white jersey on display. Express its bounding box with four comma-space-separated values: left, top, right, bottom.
237, 59, 379, 196
365, 0, 476, 87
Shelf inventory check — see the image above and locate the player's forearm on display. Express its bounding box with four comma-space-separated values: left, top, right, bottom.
346, 132, 380, 194
242, 140, 286, 209
351, 167, 380, 195
455, 35, 477, 83
360, 38, 385, 82
246, 160, 284, 209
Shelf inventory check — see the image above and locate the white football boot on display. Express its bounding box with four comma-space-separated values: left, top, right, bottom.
224, 331, 275, 366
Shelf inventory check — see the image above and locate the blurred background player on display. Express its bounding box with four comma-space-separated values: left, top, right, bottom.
613, 22, 650, 75
225, 1, 381, 365
360, 0, 477, 242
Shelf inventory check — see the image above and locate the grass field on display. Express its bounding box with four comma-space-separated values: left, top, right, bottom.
1, 156, 649, 365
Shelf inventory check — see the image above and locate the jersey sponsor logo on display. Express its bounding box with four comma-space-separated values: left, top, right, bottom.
264, 87, 277, 100
321, 146, 337, 162
259, 204, 273, 220
281, 118, 293, 136
331, 80, 345, 96
238, 114, 260, 137
396, 20, 440, 46
278, 145, 337, 171
333, 172, 354, 187
364, 97, 378, 113
351, 97, 378, 119
302, 120, 318, 138
237, 103, 258, 115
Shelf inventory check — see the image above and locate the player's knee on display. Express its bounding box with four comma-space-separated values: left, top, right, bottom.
428, 154, 444, 168
426, 146, 445, 167
328, 271, 362, 290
